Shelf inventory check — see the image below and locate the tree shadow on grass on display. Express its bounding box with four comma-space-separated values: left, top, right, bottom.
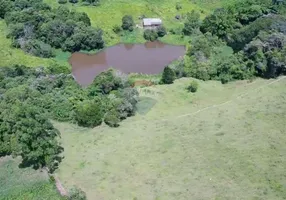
136, 96, 157, 115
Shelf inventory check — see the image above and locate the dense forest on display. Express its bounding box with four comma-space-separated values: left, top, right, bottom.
0, 0, 104, 58
168, 0, 286, 83
1, 0, 286, 173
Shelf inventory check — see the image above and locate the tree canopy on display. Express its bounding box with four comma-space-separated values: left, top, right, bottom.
1, 0, 104, 57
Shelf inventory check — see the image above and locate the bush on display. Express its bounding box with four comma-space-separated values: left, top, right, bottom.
104, 109, 120, 127
112, 25, 122, 34
143, 29, 158, 41
69, 186, 87, 200
187, 80, 198, 92
74, 100, 104, 127
69, 0, 78, 3
122, 15, 134, 31
82, 0, 100, 6
58, 0, 67, 4
161, 66, 176, 84
182, 11, 200, 35
157, 26, 167, 37
176, 2, 182, 10
22, 39, 55, 58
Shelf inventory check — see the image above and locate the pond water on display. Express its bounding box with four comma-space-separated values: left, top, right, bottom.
69, 41, 185, 86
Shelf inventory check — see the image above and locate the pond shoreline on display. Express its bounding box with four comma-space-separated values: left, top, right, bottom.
69, 41, 186, 86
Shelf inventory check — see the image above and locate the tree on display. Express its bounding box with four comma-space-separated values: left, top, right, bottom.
143, 29, 158, 41
0, 0, 13, 18
121, 15, 134, 31
200, 8, 236, 38
157, 26, 167, 37
0, 101, 63, 172
187, 80, 199, 92
161, 66, 176, 84
89, 69, 124, 95
182, 10, 200, 35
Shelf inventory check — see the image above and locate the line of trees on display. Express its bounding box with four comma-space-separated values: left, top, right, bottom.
0, 0, 104, 58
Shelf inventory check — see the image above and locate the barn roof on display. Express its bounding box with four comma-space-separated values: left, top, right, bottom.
143, 18, 162, 26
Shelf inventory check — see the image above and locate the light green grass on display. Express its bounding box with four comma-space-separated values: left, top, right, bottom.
0, 157, 63, 200
54, 77, 286, 200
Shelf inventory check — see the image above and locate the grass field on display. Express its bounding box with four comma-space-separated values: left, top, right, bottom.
54, 76, 286, 200
0, 157, 63, 200
44, 0, 235, 46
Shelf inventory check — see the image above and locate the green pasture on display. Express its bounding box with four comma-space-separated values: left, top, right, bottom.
0, 157, 63, 200
54, 77, 286, 200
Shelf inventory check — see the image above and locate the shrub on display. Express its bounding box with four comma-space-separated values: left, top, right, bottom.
82, 0, 100, 6
58, 0, 67, 4
69, 186, 87, 200
143, 29, 158, 41
176, 2, 182, 10
104, 109, 120, 127
182, 10, 201, 35
122, 15, 134, 31
157, 26, 167, 37
74, 100, 104, 127
112, 25, 122, 34
69, 0, 78, 3
187, 80, 198, 92
161, 66, 176, 84
22, 39, 55, 58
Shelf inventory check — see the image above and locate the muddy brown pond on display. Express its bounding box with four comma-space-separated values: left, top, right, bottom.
69, 41, 186, 86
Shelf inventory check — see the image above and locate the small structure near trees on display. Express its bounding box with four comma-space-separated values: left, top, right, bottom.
143, 18, 162, 29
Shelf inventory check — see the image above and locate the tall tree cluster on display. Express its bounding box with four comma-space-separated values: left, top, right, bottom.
175, 0, 286, 84
0, 0, 104, 58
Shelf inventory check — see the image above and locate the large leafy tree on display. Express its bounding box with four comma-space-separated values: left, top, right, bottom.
183, 10, 201, 35
121, 15, 134, 31
0, 101, 63, 172
200, 8, 236, 38
161, 66, 176, 84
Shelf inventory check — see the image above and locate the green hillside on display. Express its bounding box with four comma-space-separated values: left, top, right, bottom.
55, 77, 286, 199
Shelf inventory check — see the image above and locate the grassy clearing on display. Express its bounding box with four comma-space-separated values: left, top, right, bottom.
0, 157, 63, 200
54, 77, 286, 200
44, 0, 230, 46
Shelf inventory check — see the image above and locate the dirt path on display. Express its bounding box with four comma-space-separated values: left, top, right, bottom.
55, 176, 68, 196
158, 76, 286, 122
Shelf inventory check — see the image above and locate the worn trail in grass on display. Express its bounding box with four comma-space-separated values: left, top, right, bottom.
55, 77, 286, 200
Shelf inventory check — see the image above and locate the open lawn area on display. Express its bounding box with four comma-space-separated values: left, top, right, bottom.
0, 157, 63, 200
54, 77, 286, 200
